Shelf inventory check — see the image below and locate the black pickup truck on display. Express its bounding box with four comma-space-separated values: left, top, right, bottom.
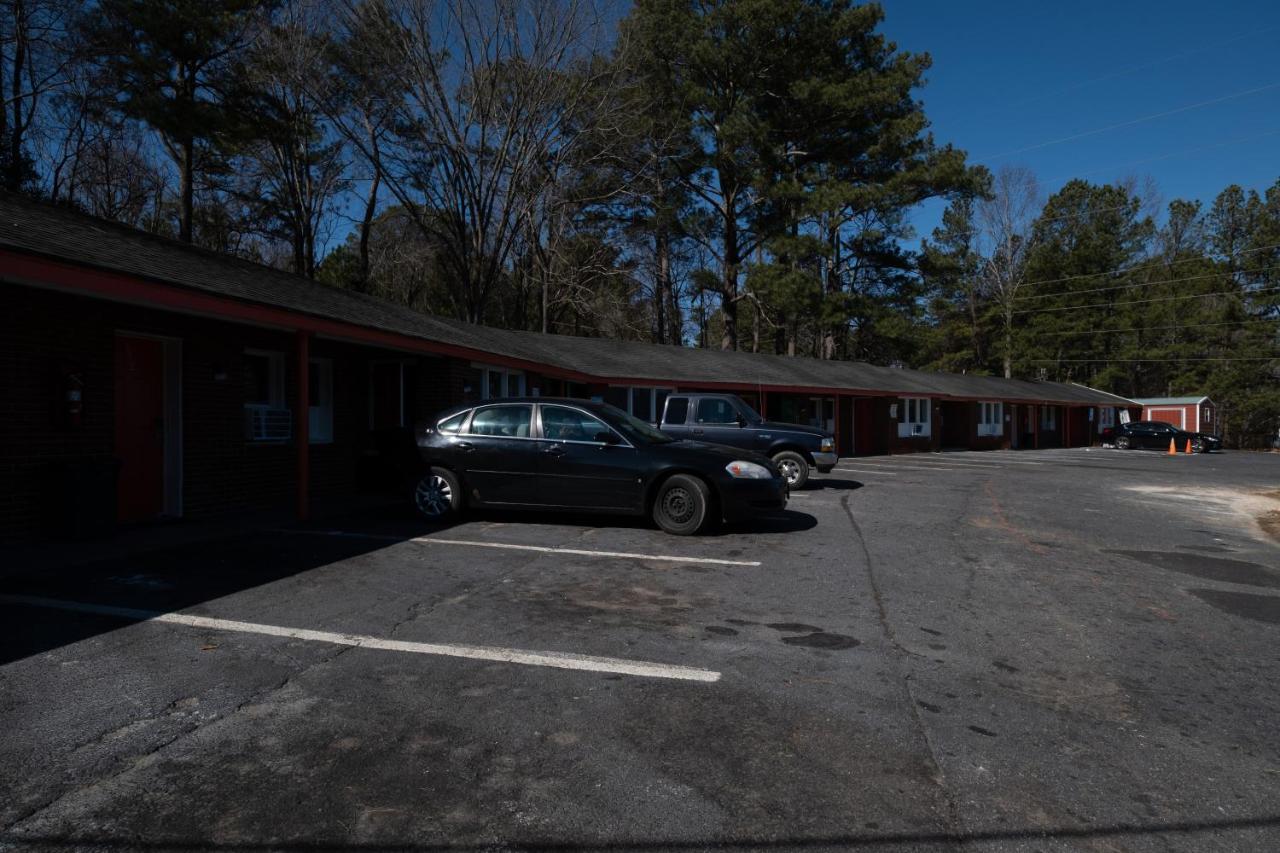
657, 393, 837, 489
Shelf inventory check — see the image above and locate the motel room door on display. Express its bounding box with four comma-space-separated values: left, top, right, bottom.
114, 334, 166, 522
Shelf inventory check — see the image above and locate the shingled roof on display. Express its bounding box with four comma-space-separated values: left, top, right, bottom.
0, 191, 1136, 407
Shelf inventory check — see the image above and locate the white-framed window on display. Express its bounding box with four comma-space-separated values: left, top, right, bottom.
1040, 406, 1057, 430
309, 358, 333, 444
244, 349, 290, 441
977, 401, 1003, 437
475, 364, 525, 399
1098, 407, 1115, 431
897, 397, 931, 438
622, 386, 674, 424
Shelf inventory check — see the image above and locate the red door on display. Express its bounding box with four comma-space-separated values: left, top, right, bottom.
115, 335, 165, 522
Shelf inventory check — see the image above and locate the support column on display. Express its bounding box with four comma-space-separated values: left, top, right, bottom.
296, 330, 311, 521
1032, 405, 1039, 450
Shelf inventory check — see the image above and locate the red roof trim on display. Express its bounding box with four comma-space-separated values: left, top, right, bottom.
1, 248, 590, 379
3, 247, 1105, 408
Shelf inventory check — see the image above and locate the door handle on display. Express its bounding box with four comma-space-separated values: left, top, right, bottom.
456, 441, 475, 452
692, 428, 704, 436
544, 444, 565, 455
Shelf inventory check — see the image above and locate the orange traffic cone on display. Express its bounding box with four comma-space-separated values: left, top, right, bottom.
1168, 438, 1177, 455
1185, 439, 1193, 454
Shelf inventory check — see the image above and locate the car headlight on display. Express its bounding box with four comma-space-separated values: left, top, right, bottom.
820, 438, 834, 452
725, 460, 773, 479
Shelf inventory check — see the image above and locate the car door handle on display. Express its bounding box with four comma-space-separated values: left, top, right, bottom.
456, 441, 475, 452
692, 428, 704, 436
544, 444, 565, 455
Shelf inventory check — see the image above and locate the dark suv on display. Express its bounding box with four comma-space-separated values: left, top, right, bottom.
658, 393, 836, 489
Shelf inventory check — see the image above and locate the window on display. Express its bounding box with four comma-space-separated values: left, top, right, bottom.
1098, 407, 1115, 431
244, 350, 284, 408
437, 412, 467, 433
664, 396, 690, 425
897, 397, 931, 438
308, 358, 334, 443
1040, 406, 1057, 430
244, 350, 289, 442
468, 405, 532, 438
476, 364, 525, 399
541, 405, 614, 443
977, 401, 1003, 437
696, 397, 738, 424
615, 386, 673, 424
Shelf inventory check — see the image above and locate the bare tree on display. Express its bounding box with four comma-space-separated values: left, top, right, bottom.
975, 165, 1040, 378
325, 0, 627, 324
242, 0, 348, 278
2, 0, 76, 191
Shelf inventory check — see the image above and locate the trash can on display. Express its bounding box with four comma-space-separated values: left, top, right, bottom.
47, 458, 119, 540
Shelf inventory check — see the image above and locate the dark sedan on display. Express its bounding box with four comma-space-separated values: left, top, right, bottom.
1106, 420, 1222, 453
412, 398, 788, 534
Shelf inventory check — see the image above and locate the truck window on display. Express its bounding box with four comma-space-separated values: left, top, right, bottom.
664, 396, 689, 425
696, 397, 738, 424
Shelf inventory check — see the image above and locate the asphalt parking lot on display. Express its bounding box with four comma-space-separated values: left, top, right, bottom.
3, 448, 1280, 852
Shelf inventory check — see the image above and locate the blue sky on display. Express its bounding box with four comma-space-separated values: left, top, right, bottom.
879, 0, 1280, 239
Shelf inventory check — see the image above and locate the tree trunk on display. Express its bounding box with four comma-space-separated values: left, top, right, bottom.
6, 1, 25, 192
358, 171, 379, 292
1003, 304, 1013, 378
655, 227, 670, 344
720, 211, 739, 350
178, 139, 194, 243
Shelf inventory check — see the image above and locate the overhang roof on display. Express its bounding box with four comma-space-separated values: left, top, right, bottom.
1133, 396, 1210, 406
0, 191, 1137, 407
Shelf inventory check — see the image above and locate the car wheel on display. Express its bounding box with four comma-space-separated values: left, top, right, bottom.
773, 451, 810, 489
413, 466, 462, 522
652, 473, 711, 535
1115, 436, 1131, 450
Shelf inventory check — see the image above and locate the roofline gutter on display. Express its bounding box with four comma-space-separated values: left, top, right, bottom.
1, 246, 1132, 409
0, 247, 594, 381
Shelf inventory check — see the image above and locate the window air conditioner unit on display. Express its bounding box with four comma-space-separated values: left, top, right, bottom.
246, 407, 292, 441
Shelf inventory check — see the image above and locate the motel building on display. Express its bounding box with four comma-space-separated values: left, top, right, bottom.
0, 192, 1140, 540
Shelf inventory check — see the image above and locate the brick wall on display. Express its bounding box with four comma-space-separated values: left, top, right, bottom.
0, 284, 472, 540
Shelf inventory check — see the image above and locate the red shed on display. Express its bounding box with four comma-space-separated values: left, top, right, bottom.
1133, 396, 1218, 435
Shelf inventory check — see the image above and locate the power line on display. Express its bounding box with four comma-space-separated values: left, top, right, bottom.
1028, 318, 1279, 337
1010, 241, 1280, 291
1041, 126, 1280, 185
1015, 262, 1280, 302
982, 81, 1280, 160
959, 27, 1277, 123
1014, 285, 1280, 315
1026, 357, 1277, 363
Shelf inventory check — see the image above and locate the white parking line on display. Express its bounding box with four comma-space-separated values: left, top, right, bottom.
834, 461, 957, 473
277, 529, 762, 567
850, 456, 1043, 469
0, 595, 722, 684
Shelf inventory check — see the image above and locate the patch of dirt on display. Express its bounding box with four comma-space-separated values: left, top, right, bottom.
1123, 485, 1280, 545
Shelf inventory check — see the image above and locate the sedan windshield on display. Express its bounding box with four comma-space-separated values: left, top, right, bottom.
598, 404, 676, 444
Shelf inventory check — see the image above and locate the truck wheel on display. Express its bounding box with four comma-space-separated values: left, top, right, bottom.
652, 473, 711, 535
413, 467, 462, 522
772, 451, 810, 489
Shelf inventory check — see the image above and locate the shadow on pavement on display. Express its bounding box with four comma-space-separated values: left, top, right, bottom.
0, 524, 427, 667
3, 812, 1279, 851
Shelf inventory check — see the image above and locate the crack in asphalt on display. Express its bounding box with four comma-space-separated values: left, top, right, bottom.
839, 493, 966, 849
